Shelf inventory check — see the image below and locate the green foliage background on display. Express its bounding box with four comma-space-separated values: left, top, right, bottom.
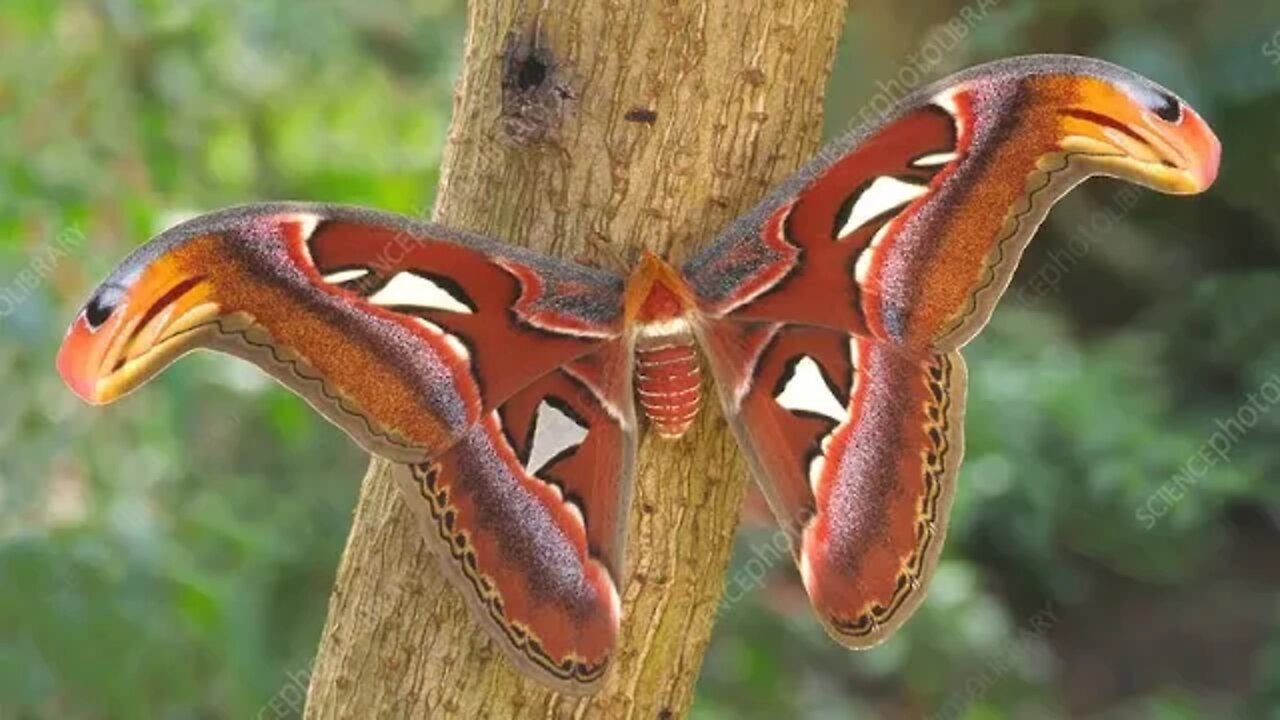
1, 0, 1277, 717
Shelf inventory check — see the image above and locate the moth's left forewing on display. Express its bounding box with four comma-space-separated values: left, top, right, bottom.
390, 338, 636, 695
695, 317, 966, 647
58, 203, 628, 466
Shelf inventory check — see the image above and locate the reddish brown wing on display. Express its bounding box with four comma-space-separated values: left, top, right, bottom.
683, 55, 1218, 647
56, 203, 634, 693
683, 55, 1219, 353
696, 320, 966, 647
391, 339, 635, 693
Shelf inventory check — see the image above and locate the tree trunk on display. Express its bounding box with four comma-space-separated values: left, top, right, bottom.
305, 1, 847, 717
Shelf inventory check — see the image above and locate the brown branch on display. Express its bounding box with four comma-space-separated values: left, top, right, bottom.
305, 1, 847, 716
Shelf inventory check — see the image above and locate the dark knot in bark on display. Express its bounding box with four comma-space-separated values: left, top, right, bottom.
501, 28, 575, 146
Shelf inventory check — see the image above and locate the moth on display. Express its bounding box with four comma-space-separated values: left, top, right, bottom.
57, 55, 1219, 694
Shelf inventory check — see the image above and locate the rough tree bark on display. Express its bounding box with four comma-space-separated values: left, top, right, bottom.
305, 1, 847, 717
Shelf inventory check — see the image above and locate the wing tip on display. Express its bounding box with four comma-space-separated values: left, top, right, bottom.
387, 462, 621, 695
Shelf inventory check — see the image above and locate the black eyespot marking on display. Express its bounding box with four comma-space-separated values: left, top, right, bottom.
1153, 92, 1182, 123
84, 285, 125, 329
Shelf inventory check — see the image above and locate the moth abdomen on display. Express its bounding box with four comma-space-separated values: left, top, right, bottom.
635, 334, 701, 439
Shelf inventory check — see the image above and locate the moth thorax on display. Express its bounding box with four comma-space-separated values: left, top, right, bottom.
634, 319, 701, 439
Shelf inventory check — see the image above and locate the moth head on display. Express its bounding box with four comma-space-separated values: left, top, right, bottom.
623, 251, 695, 328
1049, 60, 1220, 195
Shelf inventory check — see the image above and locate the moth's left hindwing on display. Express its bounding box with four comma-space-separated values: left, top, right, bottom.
391, 338, 635, 693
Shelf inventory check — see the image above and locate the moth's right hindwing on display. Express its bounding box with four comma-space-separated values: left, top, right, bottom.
698, 320, 966, 647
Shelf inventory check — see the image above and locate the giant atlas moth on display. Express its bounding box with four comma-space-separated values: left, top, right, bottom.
56, 55, 1219, 694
